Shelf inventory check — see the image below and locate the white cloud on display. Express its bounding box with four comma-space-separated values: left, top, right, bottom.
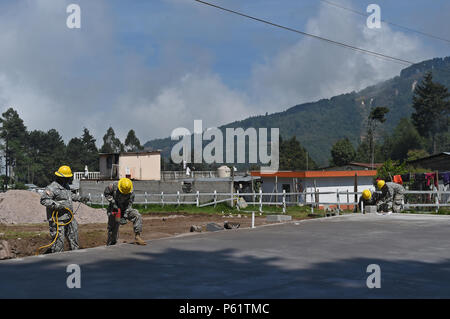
0, 0, 439, 148
249, 0, 434, 112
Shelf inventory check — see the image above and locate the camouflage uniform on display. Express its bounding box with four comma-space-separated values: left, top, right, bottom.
104, 182, 143, 246
377, 182, 405, 213
40, 181, 83, 253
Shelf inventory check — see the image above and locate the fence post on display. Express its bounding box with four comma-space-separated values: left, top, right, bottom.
259, 188, 263, 213
346, 189, 349, 209
177, 191, 180, 207
88, 193, 92, 205
196, 190, 199, 207
101, 193, 104, 209
161, 192, 164, 207
144, 192, 148, 209
337, 189, 340, 212
252, 211, 255, 229
214, 190, 217, 208
282, 189, 286, 213
236, 190, 240, 210
435, 187, 440, 213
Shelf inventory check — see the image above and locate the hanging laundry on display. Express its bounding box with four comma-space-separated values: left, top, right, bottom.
425, 172, 438, 187
393, 175, 403, 184
441, 172, 450, 186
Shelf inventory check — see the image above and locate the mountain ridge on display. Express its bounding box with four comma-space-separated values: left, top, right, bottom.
145, 56, 450, 166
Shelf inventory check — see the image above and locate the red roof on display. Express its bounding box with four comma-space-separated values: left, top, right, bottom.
251, 170, 377, 178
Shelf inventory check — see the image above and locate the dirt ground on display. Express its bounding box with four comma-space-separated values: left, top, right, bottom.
0, 213, 294, 258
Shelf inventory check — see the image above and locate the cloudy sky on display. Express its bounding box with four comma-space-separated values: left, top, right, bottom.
0, 0, 448, 146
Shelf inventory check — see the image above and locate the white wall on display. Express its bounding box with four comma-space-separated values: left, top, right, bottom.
261, 176, 376, 205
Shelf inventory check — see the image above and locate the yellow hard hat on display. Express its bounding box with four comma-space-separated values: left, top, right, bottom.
118, 178, 133, 194
377, 180, 385, 190
55, 165, 73, 178
362, 189, 372, 200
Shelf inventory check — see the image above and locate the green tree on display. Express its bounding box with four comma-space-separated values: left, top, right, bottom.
0, 108, 28, 187
330, 138, 356, 166
100, 127, 123, 153
367, 106, 389, 166
383, 118, 426, 161
411, 72, 450, 154
124, 129, 144, 152
377, 159, 408, 181
26, 129, 66, 186
406, 149, 430, 162
279, 136, 316, 170
66, 137, 85, 172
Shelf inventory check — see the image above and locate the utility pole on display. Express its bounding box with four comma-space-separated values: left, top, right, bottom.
230, 165, 235, 207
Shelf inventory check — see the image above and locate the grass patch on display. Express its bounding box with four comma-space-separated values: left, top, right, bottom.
0, 230, 46, 239
88, 202, 323, 219
402, 207, 450, 215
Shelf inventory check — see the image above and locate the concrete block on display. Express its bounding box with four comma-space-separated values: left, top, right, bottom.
206, 223, 224, 232
266, 215, 292, 222
364, 205, 377, 214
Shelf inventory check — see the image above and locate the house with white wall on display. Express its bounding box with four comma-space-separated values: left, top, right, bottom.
99, 151, 161, 180
251, 168, 378, 209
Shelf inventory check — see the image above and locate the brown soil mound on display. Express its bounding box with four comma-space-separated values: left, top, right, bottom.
0, 190, 107, 225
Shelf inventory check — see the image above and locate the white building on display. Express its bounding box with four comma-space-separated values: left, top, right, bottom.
251, 169, 378, 209
99, 151, 161, 180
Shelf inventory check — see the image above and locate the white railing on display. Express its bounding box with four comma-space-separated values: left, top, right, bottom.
160, 170, 219, 180
83, 189, 450, 214
73, 171, 101, 181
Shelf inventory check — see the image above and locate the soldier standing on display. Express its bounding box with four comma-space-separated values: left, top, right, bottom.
40, 165, 85, 253
104, 178, 146, 246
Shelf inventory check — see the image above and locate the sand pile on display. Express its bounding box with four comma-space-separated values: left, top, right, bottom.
0, 190, 107, 225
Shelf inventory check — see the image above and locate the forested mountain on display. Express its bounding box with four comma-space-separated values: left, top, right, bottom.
145, 56, 450, 166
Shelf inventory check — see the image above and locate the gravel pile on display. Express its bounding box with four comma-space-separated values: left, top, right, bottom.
0, 190, 107, 225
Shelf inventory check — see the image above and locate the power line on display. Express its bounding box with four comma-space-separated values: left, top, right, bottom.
320, 0, 450, 45
194, 0, 415, 66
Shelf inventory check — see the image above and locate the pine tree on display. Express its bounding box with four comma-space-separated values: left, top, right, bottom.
330, 138, 356, 166
0, 108, 28, 187
100, 127, 123, 153
124, 129, 144, 152
279, 136, 316, 170
411, 72, 450, 154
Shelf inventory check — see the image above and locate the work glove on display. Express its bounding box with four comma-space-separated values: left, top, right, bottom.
52, 202, 65, 211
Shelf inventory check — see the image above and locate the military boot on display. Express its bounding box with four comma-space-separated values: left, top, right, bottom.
134, 233, 147, 245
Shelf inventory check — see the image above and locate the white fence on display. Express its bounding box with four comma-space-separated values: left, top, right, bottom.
84, 189, 450, 213
73, 171, 101, 181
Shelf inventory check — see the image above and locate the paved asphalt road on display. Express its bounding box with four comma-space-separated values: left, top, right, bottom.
1, 213, 450, 298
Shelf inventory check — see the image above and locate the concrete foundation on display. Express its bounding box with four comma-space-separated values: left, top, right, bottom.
266, 215, 292, 222
364, 205, 377, 214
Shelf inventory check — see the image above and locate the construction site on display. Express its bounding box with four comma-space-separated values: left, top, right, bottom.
1, 0, 450, 308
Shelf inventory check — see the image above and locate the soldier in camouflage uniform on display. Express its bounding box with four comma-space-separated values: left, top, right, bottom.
354, 189, 380, 212
40, 165, 86, 253
104, 178, 146, 246
376, 180, 405, 213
